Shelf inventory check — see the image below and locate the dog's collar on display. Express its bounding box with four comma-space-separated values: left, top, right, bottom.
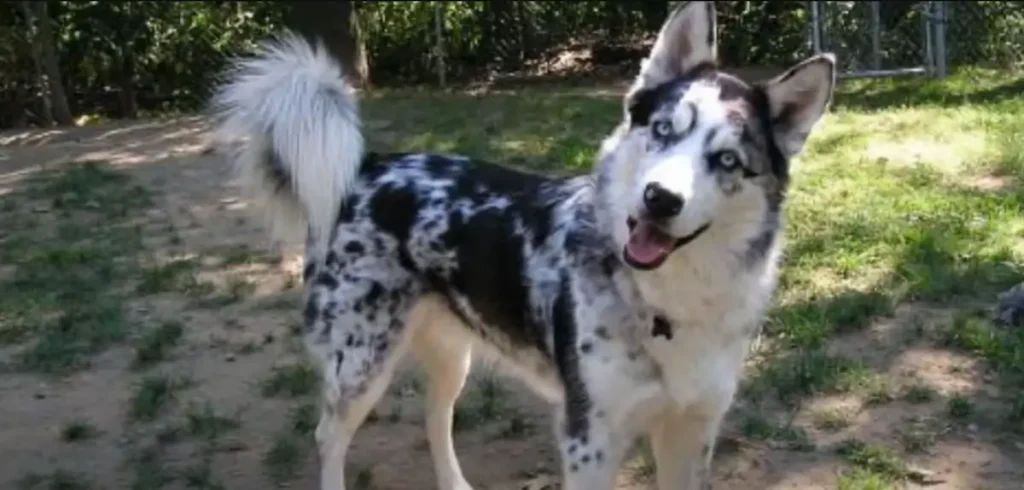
652, 315, 673, 340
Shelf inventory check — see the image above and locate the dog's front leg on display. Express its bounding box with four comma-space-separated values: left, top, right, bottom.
552, 404, 633, 490
647, 406, 725, 490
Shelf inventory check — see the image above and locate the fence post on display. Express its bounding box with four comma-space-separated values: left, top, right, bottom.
934, 1, 948, 78
434, 5, 446, 88
870, 1, 882, 70
809, 1, 823, 54
924, 2, 935, 77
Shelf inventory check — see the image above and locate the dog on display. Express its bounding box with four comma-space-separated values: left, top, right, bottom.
210, 2, 836, 489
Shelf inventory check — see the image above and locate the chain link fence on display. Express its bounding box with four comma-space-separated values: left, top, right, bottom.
784, 1, 1023, 80
414, 1, 1024, 86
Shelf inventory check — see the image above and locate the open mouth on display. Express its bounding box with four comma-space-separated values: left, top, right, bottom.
623, 217, 711, 270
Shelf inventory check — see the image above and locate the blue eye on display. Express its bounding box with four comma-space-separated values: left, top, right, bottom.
652, 120, 674, 137
716, 150, 740, 169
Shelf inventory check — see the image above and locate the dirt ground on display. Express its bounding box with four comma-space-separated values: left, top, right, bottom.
1, 116, 1022, 490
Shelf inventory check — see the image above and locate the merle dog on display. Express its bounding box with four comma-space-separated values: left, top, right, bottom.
211, 2, 837, 488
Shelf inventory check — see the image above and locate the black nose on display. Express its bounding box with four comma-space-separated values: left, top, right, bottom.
643, 182, 684, 219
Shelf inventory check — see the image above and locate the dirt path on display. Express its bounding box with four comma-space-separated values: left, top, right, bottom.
1, 118, 1021, 490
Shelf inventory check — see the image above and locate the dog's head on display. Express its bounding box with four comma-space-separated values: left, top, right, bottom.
599, 1, 836, 271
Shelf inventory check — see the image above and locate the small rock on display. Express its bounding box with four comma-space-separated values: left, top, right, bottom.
997, 282, 1024, 326
83, 199, 101, 209
32, 205, 51, 214
1014, 441, 1024, 451
967, 423, 979, 432
906, 464, 945, 485
225, 353, 236, 363
219, 438, 248, 452
33, 392, 45, 400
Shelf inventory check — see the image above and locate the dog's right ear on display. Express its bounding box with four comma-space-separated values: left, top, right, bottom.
628, 2, 718, 97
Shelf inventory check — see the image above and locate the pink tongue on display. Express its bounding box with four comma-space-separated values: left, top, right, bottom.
626, 221, 675, 265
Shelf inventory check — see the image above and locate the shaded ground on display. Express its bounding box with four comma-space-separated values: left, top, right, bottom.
1, 68, 1023, 490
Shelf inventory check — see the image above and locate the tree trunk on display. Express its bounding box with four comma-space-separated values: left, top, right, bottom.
20, 1, 74, 126
288, 1, 369, 88
642, 1, 669, 32
118, 50, 138, 118
8, 84, 29, 128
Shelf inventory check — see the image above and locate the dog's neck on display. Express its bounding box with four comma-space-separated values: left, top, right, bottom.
605, 213, 781, 338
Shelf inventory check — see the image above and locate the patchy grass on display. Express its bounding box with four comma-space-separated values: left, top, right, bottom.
903, 383, 938, 404
128, 447, 174, 490
0, 160, 154, 373
290, 402, 318, 435
453, 373, 520, 431
744, 350, 875, 405
942, 310, 1024, 388
137, 258, 200, 295
836, 439, 910, 485
133, 320, 185, 368
185, 401, 241, 441
261, 363, 319, 398
129, 373, 189, 422
262, 431, 305, 485
740, 414, 813, 450
811, 407, 857, 432
352, 465, 374, 490
16, 469, 92, 490
898, 415, 943, 454
59, 420, 98, 442
947, 394, 974, 419
5, 67, 1024, 489
180, 458, 224, 490
366, 68, 1024, 408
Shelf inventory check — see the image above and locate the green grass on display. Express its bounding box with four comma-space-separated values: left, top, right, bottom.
453, 373, 520, 431
289, 402, 318, 435
16, 469, 92, 490
261, 363, 319, 398
262, 431, 305, 485
128, 447, 174, 490
740, 414, 813, 450
0, 160, 153, 373
362, 67, 1024, 420
903, 383, 938, 404
184, 402, 241, 441
60, 419, 98, 442
133, 320, 185, 368
836, 439, 911, 485
129, 373, 189, 422
5, 66, 1024, 488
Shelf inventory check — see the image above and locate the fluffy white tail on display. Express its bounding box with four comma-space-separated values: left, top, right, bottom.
210, 32, 364, 254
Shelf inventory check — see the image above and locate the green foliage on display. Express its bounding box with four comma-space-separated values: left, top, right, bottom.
2, 1, 1023, 128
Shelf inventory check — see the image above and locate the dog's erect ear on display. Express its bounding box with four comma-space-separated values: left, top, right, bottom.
760, 54, 837, 158
631, 2, 717, 92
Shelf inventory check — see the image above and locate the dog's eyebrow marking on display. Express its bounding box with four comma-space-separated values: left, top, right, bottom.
705, 124, 740, 153
671, 100, 698, 136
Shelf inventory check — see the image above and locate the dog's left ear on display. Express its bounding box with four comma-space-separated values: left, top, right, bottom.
629, 2, 717, 95
760, 54, 838, 158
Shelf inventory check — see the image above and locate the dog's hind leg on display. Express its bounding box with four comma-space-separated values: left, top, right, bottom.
315, 360, 399, 490
305, 266, 421, 490
410, 296, 475, 490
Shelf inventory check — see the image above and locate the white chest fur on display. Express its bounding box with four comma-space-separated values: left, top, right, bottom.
635, 233, 779, 411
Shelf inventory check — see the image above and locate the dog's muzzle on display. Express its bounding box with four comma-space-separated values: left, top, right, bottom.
623, 217, 711, 270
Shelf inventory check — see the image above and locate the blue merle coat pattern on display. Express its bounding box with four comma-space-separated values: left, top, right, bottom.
211, 2, 837, 489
